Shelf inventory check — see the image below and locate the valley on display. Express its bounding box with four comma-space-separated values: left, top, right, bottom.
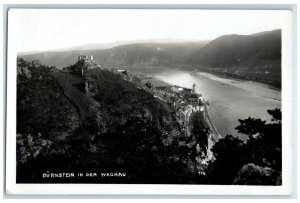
16, 28, 283, 185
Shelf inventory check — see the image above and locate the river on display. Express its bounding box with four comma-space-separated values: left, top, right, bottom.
152, 69, 281, 140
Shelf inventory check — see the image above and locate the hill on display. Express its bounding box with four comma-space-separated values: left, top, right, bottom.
16, 58, 197, 183
190, 29, 281, 67
189, 29, 281, 88
19, 42, 207, 68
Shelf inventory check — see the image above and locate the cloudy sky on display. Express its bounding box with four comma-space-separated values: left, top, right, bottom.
9, 9, 291, 52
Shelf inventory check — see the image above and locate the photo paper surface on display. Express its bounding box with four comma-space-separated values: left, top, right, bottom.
5, 8, 293, 195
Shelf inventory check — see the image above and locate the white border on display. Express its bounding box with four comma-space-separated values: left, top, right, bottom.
5, 8, 294, 195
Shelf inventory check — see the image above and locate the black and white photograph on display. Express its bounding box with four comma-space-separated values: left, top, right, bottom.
4, 7, 295, 195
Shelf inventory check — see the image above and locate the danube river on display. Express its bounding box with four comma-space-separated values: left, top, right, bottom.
153, 69, 281, 140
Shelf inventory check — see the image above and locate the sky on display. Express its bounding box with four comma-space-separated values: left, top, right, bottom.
9, 9, 291, 52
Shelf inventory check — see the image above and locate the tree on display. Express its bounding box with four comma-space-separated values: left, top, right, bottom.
236, 108, 282, 170
206, 108, 282, 185
233, 163, 281, 185
267, 108, 282, 122
206, 135, 248, 184
189, 112, 209, 155
92, 116, 196, 184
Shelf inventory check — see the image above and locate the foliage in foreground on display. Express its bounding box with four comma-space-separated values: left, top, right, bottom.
205, 108, 282, 185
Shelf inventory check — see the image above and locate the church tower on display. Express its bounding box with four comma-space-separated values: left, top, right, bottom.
192, 83, 196, 93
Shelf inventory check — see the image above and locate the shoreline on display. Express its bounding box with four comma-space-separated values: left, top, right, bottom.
131, 67, 281, 102
131, 66, 281, 92
195, 71, 281, 102
194, 70, 281, 91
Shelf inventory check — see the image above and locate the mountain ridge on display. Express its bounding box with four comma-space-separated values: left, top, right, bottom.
19, 29, 281, 88
190, 29, 281, 67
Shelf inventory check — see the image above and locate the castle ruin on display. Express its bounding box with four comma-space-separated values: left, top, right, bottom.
75, 54, 101, 75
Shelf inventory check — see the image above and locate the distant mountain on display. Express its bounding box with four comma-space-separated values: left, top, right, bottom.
19, 42, 208, 67
19, 39, 207, 55
18, 30, 281, 88
190, 29, 281, 68
19, 30, 281, 70
59, 39, 207, 52
91, 42, 206, 67
190, 29, 282, 88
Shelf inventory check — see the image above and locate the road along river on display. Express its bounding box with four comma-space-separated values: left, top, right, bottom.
152, 69, 281, 140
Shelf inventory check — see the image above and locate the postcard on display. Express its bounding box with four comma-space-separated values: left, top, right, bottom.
5, 8, 294, 195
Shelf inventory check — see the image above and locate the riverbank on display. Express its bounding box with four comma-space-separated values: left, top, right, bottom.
131, 70, 222, 143
196, 70, 280, 91
196, 71, 281, 102
148, 68, 281, 140
196, 68, 281, 90
149, 68, 281, 102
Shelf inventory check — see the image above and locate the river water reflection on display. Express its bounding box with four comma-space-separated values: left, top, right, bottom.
153, 69, 281, 140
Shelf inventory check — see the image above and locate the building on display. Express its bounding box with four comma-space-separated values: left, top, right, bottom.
117, 69, 127, 74
75, 54, 100, 75
78, 54, 97, 66
192, 83, 196, 93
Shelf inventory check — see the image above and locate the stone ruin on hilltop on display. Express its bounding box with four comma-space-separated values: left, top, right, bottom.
74, 54, 101, 75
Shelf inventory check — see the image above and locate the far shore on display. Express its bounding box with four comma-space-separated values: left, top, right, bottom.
128, 65, 281, 91
195, 71, 281, 102
128, 66, 281, 102
195, 70, 281, 92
